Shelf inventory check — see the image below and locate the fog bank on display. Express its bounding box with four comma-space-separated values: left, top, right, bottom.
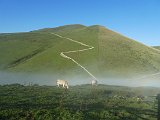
0, 71, 160, 87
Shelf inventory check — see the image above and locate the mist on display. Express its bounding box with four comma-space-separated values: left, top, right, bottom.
0, 71, 160, 87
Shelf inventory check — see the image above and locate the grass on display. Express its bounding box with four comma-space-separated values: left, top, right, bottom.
0, 84, 158, 120
0, 24, 160, 79
154, 46, 160, 50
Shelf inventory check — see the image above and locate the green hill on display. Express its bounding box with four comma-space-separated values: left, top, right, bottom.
0, 24, 160, 79
154, 46, 160, 50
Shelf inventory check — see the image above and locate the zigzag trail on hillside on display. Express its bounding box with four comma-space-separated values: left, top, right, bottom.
51, 33, 160, 81
51, 33, 97, 80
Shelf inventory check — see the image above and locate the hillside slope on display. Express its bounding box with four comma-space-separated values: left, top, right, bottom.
154, 46, 160, 50
0, 24, 160, 79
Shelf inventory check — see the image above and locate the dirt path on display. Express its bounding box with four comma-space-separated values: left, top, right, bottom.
52, 33, 97, 80
52, 33, 160, 81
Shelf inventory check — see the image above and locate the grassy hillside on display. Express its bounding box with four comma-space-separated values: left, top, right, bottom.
0, 24, 160, 79
154, 46, 160, 50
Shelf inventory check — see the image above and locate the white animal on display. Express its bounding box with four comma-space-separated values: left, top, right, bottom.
91, 79, 98, 86
57, 79, 69, 89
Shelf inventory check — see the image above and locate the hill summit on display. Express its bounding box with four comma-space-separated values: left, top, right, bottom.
0, 24, 160, 79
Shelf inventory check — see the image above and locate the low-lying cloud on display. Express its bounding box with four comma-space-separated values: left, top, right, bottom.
0, 71, 160, 87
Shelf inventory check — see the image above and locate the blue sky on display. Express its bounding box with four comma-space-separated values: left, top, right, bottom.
0, 0, 160, 46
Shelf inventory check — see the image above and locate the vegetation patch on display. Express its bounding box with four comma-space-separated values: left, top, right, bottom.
0, 84, 158, 120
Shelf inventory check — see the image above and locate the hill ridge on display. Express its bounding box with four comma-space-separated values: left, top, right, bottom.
0, 24, 160, 80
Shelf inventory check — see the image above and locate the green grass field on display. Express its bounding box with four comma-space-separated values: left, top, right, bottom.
0, 84, 158, 120
154, 46, 160, 50
0, 24, 160, 79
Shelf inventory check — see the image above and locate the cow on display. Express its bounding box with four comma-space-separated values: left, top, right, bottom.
91, 79, 98, 86
57, 79, 69, 89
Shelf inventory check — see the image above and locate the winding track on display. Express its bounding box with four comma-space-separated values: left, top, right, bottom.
51, 33, 97, 80
52, 33, 160, 81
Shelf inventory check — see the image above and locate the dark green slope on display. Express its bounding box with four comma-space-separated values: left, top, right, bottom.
154, 46, 160, 50
0, 32, 64, 69
97, 26, 160, 76
0, 24, 160, 79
